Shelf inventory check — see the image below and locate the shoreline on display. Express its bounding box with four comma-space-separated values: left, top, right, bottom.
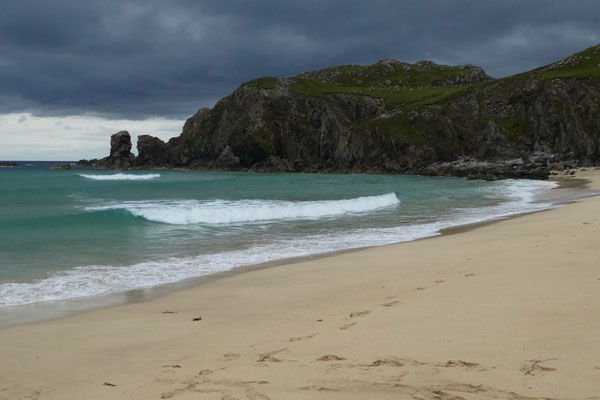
0, 173, 596, 329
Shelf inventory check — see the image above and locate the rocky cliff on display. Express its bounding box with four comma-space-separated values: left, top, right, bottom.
94, 44, 600, 179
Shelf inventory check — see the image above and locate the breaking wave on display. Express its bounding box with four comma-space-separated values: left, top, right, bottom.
79, 173, 160, 181
86, 193, 401, 224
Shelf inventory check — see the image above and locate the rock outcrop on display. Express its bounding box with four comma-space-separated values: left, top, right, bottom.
50, 163, 72, 170
135, 135, 169, 166
95, 44, 600, 180
95, 131, 135, 168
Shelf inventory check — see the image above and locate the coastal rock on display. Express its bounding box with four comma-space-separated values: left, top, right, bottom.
136, 135, 169, 166
0, 162, 18, 167
96, 130, 135, 169
50, 163, 72, 170
76, 159, 94, 166
97, 44, 600, 179
110, 131, 134, 159
215, 145, 240, 168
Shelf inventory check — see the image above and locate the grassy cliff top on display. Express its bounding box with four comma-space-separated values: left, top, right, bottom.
295, 59, 490, 88
540, 44, 600, 81
240, 44, 600, 106
284, 59, 490, 106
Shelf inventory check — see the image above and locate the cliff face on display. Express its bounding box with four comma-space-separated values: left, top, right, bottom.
97, 45, 600, 179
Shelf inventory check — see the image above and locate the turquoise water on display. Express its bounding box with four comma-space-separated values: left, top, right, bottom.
0, 163, 556, 307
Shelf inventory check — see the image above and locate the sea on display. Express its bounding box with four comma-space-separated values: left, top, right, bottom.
0, 161, 580, 325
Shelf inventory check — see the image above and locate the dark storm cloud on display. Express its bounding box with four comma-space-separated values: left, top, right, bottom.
1, 0, 599, 119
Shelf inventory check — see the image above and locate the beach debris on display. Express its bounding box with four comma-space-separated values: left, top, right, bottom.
317, 319, 323, 322
103, 382, 117, 387
317, 354, 346, 361
521, 358, 558, 375
192, 316, 203, 321
162, 310, 177, 314
349, 310, 370, 317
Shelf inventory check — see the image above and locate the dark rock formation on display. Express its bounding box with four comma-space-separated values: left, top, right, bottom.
50, 163, 72, 170
110, 131, 134, 158
96, 131, 135, 168
76, 159, 94, 166
215, 145, 240, 168
96, 44, 600, 180
136, 135, 169, 166
0, 162, 18, 167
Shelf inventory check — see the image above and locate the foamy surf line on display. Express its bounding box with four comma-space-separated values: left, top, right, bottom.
79, 173, 160, 181
0, 180, 558, 307
85, 193, 401, 224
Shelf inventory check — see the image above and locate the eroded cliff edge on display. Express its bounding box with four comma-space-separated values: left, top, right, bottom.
91, 44, 600, 180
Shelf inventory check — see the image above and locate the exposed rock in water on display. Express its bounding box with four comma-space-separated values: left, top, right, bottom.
0, 162, 18, 167
50, 163, 72, 170
76, 159, 94, 166
95, 44, 600, 180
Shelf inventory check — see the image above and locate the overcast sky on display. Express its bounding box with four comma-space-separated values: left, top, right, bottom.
1, 0, 599, 160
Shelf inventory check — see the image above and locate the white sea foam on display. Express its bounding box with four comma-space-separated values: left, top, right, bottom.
0, 180, 558, 307
86, 193, 401, 224
79, 173, 160, 181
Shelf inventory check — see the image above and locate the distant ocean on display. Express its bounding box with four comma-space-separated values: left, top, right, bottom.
0, 162, 558, 311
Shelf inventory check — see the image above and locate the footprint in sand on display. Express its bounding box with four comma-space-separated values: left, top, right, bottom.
298, 386, 340, 392
442, 383, 485, 394
349, 311, 370, 318
437, 360, 479, 368
339, 322, 357, 330
370, 358, 404, 367
257, 349, 288, 363
224, 353, 241, 360
257, 353, 282, 363
464, 273, 476, 277
246, 391, 271, 400
289, 333, 318, 342
317, 354, 346, 361
381, 300, 400, 307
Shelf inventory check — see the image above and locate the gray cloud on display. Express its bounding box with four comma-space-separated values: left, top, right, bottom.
1, 0, 599, 120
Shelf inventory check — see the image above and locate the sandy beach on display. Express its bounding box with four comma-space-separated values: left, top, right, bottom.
1, 170, 599, 400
